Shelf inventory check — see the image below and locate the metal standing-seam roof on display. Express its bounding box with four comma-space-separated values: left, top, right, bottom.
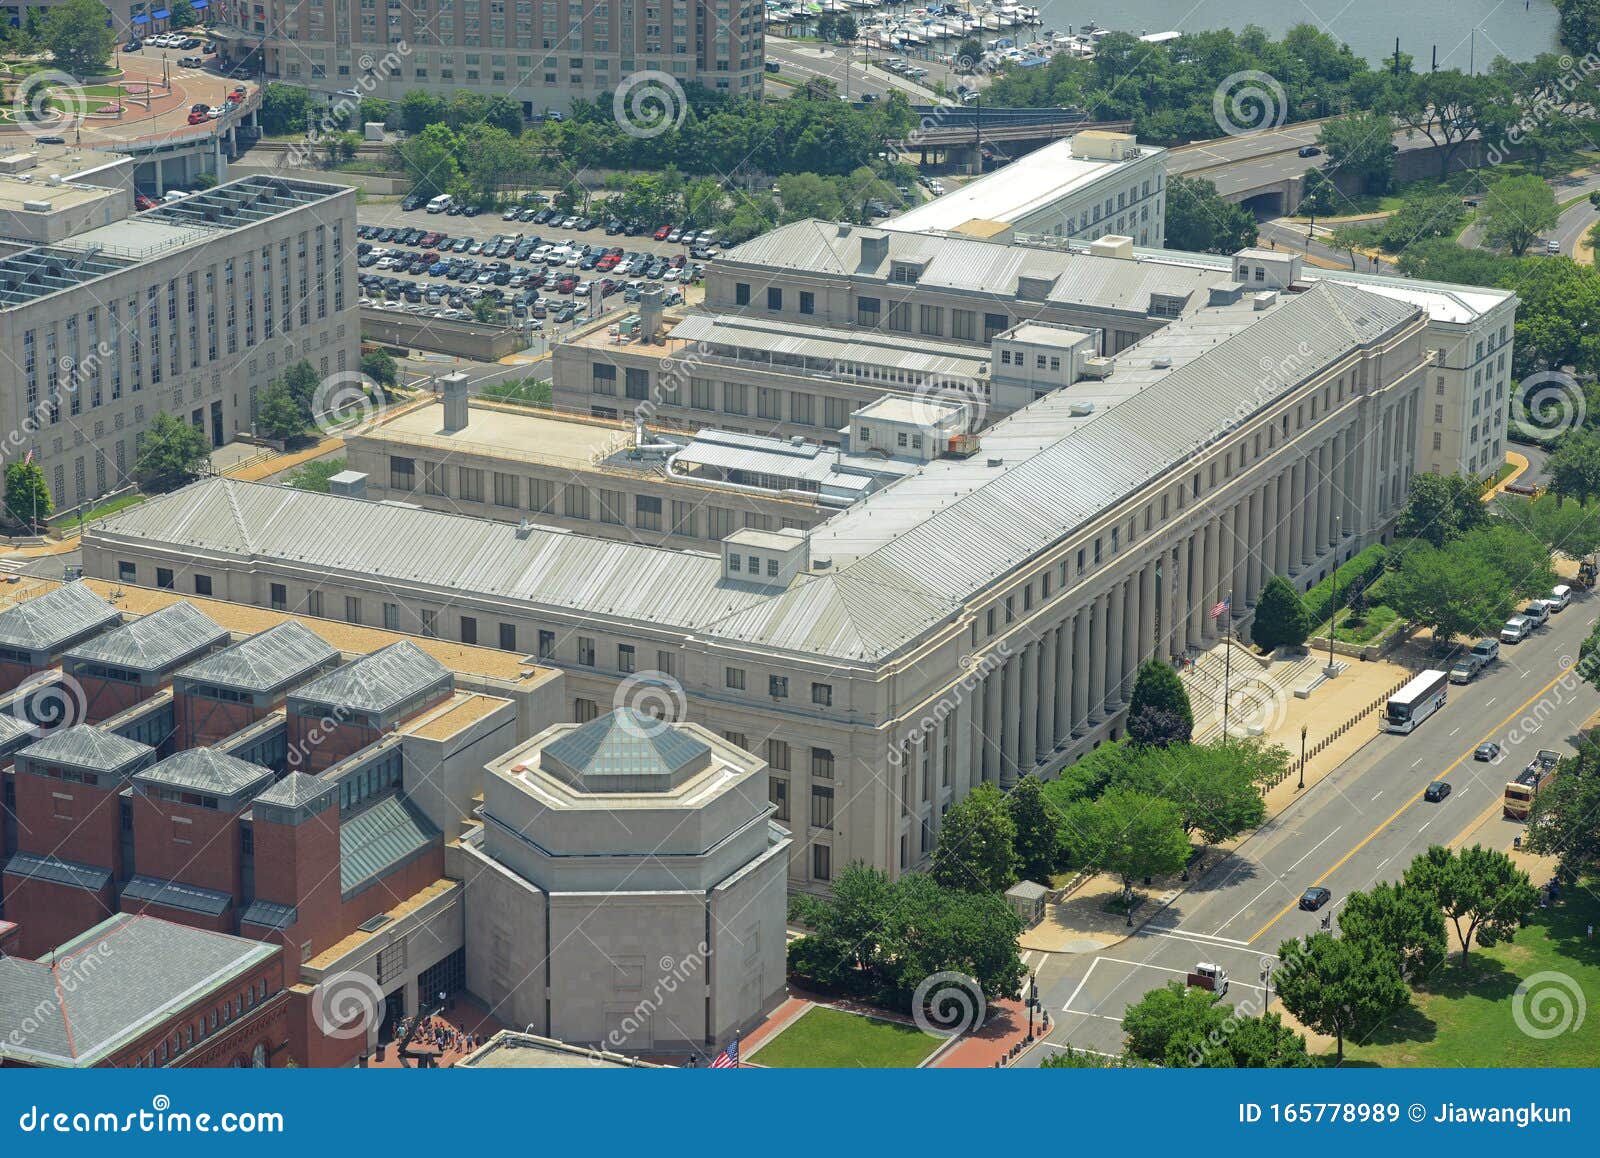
18, 724, 155, 774
1, 850, 113, 891
0, 913, 276, 1067
175, 620, 340, 695
0, 580, 120, 654
63, 601, 228, 674
290, 640, 452, 715
88, 282, 1420, 664
120, 874, 234, 917
668, 312, 993, 379
340, 795, 440, 895
133, 748, 275, 798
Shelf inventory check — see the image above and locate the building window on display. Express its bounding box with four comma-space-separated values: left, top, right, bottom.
390, 456, 415, 490
618, 643, 635, 673
811, 785, 834, 830
194, 574, 212, 596
769, 776, 789, 821
811, 683, 833, 707
725, 666, 745, 690
812, 843, 831, 881
460, 616, 477, 645
156, 567, 174, 589
578, 637, 595, 666
799, 291, 814, 315
499, 622, 517, 651
769, 674, 788, 698
537, 629, 555, 660
734, 282, 750, 306
270, 583, 287, 611
344, 596, 361, 624
765, 738, 790, 771
812, 747, 834, 779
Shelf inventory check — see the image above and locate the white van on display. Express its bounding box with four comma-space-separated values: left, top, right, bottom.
1547, 584, 1573, 612
426, 194, 452, 214
1501, 615, 1533, 644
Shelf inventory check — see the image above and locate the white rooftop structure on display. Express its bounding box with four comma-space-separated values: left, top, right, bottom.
886, 132, 1168, 246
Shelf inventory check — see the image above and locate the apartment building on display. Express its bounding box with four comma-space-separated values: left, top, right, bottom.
216, 0, 767, 112
0, 175, 358, 515
84, 271, 1432, 890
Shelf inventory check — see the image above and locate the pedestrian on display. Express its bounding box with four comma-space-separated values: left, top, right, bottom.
1587, 923, 1593, 940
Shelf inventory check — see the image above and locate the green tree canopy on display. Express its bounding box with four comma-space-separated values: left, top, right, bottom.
1402, 844, 1539, 965
1497, 494, 1600, 559
1166, 176, 1259, 254
1337, 880, 1448, 979
932, 781, 1019, 894
255, 380, 311, 442
1273, 931, 1410, 1060
361, 349, 399, 391
132, 412, 211, 492
1396, 472, 1489, 548
1252, 575, 1312, 651
1126, 659, 1193, 746
1058, 787, 1191, 899
1546, 428, 1600, 506
1316, 109, 1396, 194
1006, 776, 1058, 884
43, 0, 115, 77
1524, 737, 1600, 878
3, 460, 52, 530
1480, 174, 1560, 257
1111, 739, 1277, 846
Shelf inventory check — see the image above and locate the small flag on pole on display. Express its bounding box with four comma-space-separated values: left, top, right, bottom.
710, 1035, 740, 1068
1209, 595, 1231, 620
22, 449, 32, 464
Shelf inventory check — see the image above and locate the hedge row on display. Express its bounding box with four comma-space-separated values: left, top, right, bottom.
1302, 543, 1390, 625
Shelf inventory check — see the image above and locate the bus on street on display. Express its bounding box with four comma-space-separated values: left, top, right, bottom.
1382, 669, 1449, 734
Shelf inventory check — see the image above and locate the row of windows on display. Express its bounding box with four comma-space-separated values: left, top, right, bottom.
131, 978, 273, 1067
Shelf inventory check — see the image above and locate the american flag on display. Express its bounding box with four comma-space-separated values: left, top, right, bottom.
710, 1036, 739, 1068
22, 449, 31, 464
1209, 595, 1231, 620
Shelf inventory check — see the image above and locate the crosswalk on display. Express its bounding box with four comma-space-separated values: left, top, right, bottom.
0, 557, 29, 574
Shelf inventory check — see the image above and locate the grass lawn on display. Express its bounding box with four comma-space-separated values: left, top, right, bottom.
1340, 884, 1600, 1066
1327, 604, 1400, 644
751, 1005, 940, 1068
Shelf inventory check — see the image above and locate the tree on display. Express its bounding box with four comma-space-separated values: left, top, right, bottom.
1396, 472, 1488, 548
1273, 932, 1409, 1061
259, 82, 316, 135
1297, 168, 1340, 218
1481, 175, 1560, 258
1316, 109, 1396, 193
1122, 982, 1227, 1066
1126, 660, 1193, 746
399, 89, 447, 134
395, 123, 461, 199
281, 360, 321, 415
359, 97, 394, 129
255, 379, 311, 442
1165, 176, 1258, 254
3, 460, 52, 530
1403, 844, 1538, 966
42, 0, 115, 77
1041, 1046, 1142, 1067
284, 457, 347, 493
1113, 740, 1275, 847
836, 14, 857, 43
1524, 740, 1600, 878
1006, 776, 1058, 884
1221, 1013, 1312, 1068
1497, 494, 1600, 560
1338, 881, 1448, 979
1546, 429, 1600, 506
956, 38, 983, 70
1252, 575, 1312, 651
132, 411, 211, 492
1385, 539, 1518, 647
932, 781, 1019, 894
483, 94, 524, 134
1059, 788, 1191, 901
168, 2, 197, 28
472, 297, 498, 323
361, 349, 399, 391
1383, 70, 1508, 179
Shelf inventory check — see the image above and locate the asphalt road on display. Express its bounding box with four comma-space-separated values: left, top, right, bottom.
1256, 217, 1397, 275
1015, 593, 1599, 1064
765, 39, 924, 100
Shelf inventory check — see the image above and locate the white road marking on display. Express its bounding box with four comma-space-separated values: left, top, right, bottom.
1284, 825, 1342, 873
1099, 956, 1270, 994
1411, 757, 1423, 768
1450, 727, 1460, 735
1061, 958, 1100, 1013
1146, 927, 1253, 949
1486, 698, 1496, 707
1214, 880, 1283, 936
1419, 820, 1432, 832
1371, 791, 1383, 801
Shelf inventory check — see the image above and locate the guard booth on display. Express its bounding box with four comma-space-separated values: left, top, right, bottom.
1005, 880, 1049, 928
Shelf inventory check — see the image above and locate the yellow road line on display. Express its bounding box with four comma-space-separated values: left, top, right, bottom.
1247, 664, 1574, 945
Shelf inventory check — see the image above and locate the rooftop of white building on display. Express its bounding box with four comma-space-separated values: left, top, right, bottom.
886, 135, 1164, 234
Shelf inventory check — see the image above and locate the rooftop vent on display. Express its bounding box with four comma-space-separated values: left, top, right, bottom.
1069, 402, 1096, 417
1151, 356, 1172, 369
986, 456, 1004, 468
515, 519, 534, 539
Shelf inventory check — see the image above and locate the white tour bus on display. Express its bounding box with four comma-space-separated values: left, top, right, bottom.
1382, 669, 1450, 734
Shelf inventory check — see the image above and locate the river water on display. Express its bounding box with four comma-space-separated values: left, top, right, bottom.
1035, 0, 1561, 67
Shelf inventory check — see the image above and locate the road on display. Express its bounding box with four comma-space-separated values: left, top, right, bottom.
764, 40, 923, 100
1256, 216, 1397, 275
1456, 166, 1600, 258
1015, 595, 1597, 1064
1169, 120, 1441, 202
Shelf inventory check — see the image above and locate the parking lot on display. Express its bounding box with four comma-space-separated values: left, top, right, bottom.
355, 198, 715, 332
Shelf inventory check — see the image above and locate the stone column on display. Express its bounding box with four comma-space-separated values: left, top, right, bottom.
1072, 607, 1090, 733
981, 664, 1002, 786
1089, 591, 1109, 721
1201, 518, 1220, 641
1245, 487, 1264, 604
1015, 641, 1037, 784
1186, 532, 1204, 648
1288, 460, 1306, 571
1276, 469, 1294, 575
1121, 575, 1139, 704
1056, 616, 1074, 743
1038, 626, 1058, 762
1218, 506, 1237, 613
1105, 581, 1126, 709
1000, 652, 1021, 790
1229, 502, 1249, 610
1138, 562, 1156, 668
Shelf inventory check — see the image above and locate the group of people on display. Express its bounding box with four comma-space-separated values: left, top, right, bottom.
393, 1014, 482, 1060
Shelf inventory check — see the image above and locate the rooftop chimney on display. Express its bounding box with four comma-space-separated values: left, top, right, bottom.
441, 372, 469, 433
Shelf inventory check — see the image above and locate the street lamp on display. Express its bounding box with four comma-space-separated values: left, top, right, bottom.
1298, 723, 1308, 792
1025, 972, 1039, 1041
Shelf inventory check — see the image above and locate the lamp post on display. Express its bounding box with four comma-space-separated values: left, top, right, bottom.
1025, 972, 1039, 1041
1298, 723, 1307, 792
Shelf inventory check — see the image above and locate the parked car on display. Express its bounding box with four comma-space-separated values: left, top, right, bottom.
1521, 600, 1551, 627
1470, 637, 1499, 664
1449, 654, 1484, 685
1547, 583, 1573, 612
1500, 615, 1533, 644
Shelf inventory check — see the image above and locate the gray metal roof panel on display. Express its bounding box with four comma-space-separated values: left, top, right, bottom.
2, 850, 112, 891
64, 601, 228, 672
240, 899, 299, 930
119, 874, 234, 917
0, 913, 274, 1066
134, 748, 275, 796
340, 795, 439, 894
175, 620, 339, 694
254, 770, 337, 809
0, 581, 119, 653
19, 724, 154, 773
290, 640, 450, 714
544, 708, 711, 781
